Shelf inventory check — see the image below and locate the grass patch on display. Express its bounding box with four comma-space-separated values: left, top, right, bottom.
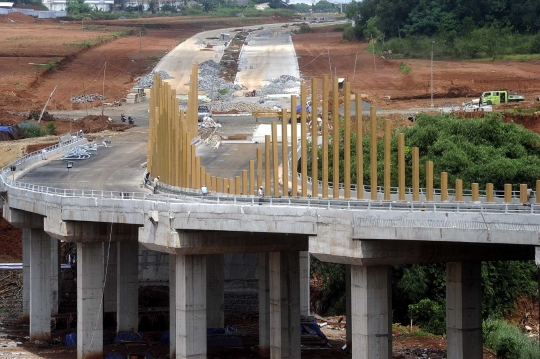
218, 89, 228, 95
483, 318, 540, 359
399, 62, 411, 74
470, 54, 540, 62
19, 123, 47, 138
32, 59, 61, 72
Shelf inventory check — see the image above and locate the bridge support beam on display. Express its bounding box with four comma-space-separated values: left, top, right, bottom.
77, 242, 104, 359
258, 253, 270, 357
206, 254, 224, 328
446, 262, 482, 359
269, 251, 301, 359
117, 242, 139, 333
175, 254, 207, 359
300, 251, 310, 317
350, 265, 392, 359
29, 229, 52, 341
169, 254, 176, 359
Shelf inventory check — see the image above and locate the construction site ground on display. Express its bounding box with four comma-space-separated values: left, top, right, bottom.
1, 12, 540, 359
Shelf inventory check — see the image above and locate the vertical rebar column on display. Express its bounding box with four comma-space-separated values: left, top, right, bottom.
300, 84, 308, 198
249, 160, 255, 196
194, 156, 200, 190
206, 173, 211, 192
173, 97, 180, 186
211, 176, 216, 193
441, 172, 448, 201
412, 147, 419, 202
486, 183, 494, 203
200, 167, 206, 189
229, 178, 235, 195
147, 75, 156, 172
242, 171, 248, 196
311, 78, 319, 198
426, 161, 433, 201
272, 122, 279, 197
520, 184, 527, 204
265, 135, 271, 197
344, 82, 351, 199
370, 107, 377, 200
398, 133, 405, 201
383, 119, 391, 201
472, 183, 479, 202
322, 75, 329, 198
504, 183, 512, 203
223, 178, 229, 194
291, 96, 298, 197
191, 145, 197, 189
235, 176, 241, 196
216, 177, 222, 193
456, 179, 463, 202
356, 93, 363, 200
257, 148, 263, 190
281, 109, 289, 197
185, 132, 192, 188
332, 76, 340, 199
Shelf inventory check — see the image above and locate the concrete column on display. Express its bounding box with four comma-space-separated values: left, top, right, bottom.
345, 264, 351, 352
299, 251, 310, 317
22, 228, 30, 324
29, 229, 52, 341
206, 254, 224, 328
258, 253, 270, 358
77, 242, 104, 359
103, 242, 117, 313
176, 254, 206, 359
269, 251, 301, 359
50, 239, 60, 316
446, 262, 482, 359
169, 254, 176, 359
350, 265, 392, 359
117, 242, 139, 333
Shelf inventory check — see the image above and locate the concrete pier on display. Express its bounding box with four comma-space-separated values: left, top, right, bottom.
117, 242, 139, 332
446, 262, 482, 359
169, 254, 176, 359
29, 229, 52, 341
206, 254, 224, 328
51, 239, 60, 316
22, 228, 30, 324
350, 265, 392, 359
103, 242, 117, 313
258, 252, 270, 357
176, 254, 207, 359
299, 251, 310, 317
269, 251, 300, 359
77, 242, 104, 359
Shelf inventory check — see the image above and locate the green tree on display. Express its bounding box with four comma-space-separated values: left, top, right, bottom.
66, 0, 92, 15
363, 16, 382, 41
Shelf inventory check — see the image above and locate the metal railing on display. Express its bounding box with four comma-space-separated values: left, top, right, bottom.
1, 135, 539, 215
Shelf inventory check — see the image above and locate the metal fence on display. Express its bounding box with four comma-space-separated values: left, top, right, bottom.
0, 8, 67, 18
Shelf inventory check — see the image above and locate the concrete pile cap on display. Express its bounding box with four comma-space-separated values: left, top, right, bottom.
136, 71, 173, 89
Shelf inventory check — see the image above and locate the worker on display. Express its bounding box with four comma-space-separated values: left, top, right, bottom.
252, 89, 256, 97
258, 186, 264, 205
317, 114, 323, 132
201, 184, 208, 195
142, 171, 150, 187
153, 176, 160, 194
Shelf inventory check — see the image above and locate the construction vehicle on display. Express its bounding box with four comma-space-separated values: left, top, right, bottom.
480, 90, 525, 105
197, 105, 211, 122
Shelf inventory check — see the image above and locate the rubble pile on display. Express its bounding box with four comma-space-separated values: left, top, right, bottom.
198, 116, 222, 129
211, 101, 276, 113
136, 71, 173, 89
258, 75, 301, 96
70, 94, 105, 103
192, 60, 242, 101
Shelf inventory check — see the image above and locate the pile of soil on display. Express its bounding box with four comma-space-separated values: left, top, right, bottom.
0, 12, 36, 23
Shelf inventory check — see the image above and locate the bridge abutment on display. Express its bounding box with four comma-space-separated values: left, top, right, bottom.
446, 262, 483, 359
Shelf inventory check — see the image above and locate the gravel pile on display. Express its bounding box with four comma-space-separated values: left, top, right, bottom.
70, 94, 105, 103
258, 75, 301, 96
190, 60, 242, 101
136, 71, 173, 89
211, 101, 276, 113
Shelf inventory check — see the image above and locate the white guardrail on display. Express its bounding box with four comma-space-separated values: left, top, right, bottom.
1, 134, 539, 215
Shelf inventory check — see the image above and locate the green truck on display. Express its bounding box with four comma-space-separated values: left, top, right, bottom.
480, 90, 525, 105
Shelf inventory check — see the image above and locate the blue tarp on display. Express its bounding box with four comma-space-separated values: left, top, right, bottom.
65, 333, 76, 346
114, 331, 144, 343
300, 319, 329, 346
104, 352, 124, 359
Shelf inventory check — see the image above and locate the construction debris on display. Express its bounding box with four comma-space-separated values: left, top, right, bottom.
198, 116, 221, 129
58, 144, 102, 160
189, 60, 242, 101
70, 94, 105, 103
136, 71, 173, 89
258, 75, 301, 96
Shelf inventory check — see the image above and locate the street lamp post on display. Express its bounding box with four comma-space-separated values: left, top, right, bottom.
10, 165, 16, 183
430, 41, 435, 107
67, 162, 73, 189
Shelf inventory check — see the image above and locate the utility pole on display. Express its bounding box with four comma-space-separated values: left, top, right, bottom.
139, 28, 142, 51
102, 62, 106, 116
430, 41, 435, 107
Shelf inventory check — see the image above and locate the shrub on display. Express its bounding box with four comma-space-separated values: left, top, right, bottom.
483, 318, 540, 359
408, 299, 446, 335
19, 123, 47, 138
296, 23, 311, 34
342, 26, 354, 42
45, 122, 57, 135
399, 62, 411, 74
